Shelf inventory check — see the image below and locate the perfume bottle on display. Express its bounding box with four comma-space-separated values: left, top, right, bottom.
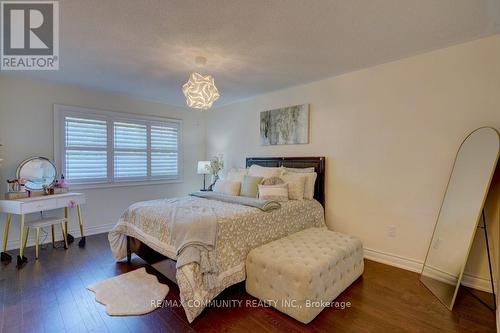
59, 174, 69, 188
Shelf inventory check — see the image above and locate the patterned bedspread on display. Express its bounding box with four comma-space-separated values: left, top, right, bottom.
108, 195, 325, 322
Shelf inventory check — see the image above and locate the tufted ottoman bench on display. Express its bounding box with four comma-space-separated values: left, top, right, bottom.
245, 227, 364, 324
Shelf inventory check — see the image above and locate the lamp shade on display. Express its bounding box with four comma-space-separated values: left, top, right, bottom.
182, 72, 220, 110
197, 161, 210, 174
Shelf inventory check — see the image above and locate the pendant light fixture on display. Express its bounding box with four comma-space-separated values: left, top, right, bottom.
182, 56, 220, 110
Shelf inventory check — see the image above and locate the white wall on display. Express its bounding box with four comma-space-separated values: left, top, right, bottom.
0, 76, 205, 250
205, 34, 500, 286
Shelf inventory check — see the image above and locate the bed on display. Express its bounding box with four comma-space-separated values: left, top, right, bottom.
108, 157, 326, 322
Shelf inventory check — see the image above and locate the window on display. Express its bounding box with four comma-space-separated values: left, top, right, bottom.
54, 105, 182, 187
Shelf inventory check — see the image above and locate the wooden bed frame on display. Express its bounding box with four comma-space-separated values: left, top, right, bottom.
126, 156, 326, 283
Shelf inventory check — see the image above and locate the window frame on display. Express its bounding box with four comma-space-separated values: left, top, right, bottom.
54, 104, 183, 189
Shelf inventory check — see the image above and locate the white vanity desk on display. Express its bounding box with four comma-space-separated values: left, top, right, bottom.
0, 192, 86, 267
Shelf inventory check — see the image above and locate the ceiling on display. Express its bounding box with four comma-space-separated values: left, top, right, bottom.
5, 0, 500, 108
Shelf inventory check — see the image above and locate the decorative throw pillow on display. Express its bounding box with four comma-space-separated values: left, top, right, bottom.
261, 176, 285, 185
281, 167, 317, 200
258, 184, 289, 202
226, 168, 248, 182
248, 165, 282, 178
280, 172, 306, 200
302, 172, 317, 200
240, 175, 264, 198
213, 180, 241, 196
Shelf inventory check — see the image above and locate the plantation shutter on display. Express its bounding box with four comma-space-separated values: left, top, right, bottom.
151, 123, 179, 177
64, 116, 108, 182
113, 121, 148, 179
57, 105, 182, 186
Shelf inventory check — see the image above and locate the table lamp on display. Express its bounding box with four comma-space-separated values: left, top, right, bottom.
197, 161, 210, 191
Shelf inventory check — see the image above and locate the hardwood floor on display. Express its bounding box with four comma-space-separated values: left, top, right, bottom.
0, 233, 496, 333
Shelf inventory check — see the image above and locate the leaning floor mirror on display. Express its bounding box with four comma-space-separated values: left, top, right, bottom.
420, 127, 500, 310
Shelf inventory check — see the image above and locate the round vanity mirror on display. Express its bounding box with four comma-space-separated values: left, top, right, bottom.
16, 157, 57, 191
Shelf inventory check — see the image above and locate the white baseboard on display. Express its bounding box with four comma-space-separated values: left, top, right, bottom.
462, 274, 495, 293
364, 247, 422, 273
364, 247, 494, 293
5, 222, 116, 251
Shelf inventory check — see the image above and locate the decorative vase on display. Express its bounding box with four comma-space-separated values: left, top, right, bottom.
207, 174, 219, 191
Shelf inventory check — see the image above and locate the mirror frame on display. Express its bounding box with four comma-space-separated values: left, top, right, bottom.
16, 156, 58, 191
420, 126, 500, 310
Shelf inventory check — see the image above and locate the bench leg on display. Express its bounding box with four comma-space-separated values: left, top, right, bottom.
61, 223, 68, 250
35, 227, 40, 260
51, 225, 55, 248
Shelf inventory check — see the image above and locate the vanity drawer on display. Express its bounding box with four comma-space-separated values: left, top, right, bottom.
21, 199, 58, 213
57, 195, 85, 208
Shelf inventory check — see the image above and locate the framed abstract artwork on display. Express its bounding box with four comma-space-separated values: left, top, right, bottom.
260, 104, 309, 145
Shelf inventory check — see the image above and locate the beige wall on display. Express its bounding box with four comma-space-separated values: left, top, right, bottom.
0, 75, 205, 249
205, 34, 500, 285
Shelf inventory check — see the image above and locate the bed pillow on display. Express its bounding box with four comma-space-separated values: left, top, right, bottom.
303, 172, 318, 200
280, 172, 307, 200
281, 167, 317, 200
240, 175, 264, 198
226, 168, 248, 182
248, 165, 282, 179
261, 176, 285, 185
213, 180, 241, 196
258, 184, 289, 202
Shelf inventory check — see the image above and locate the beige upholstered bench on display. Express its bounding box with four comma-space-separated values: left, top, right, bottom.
245, 227, 364, 324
